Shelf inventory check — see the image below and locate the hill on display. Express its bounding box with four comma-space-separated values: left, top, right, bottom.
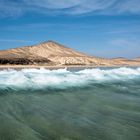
0, 41, 139, 66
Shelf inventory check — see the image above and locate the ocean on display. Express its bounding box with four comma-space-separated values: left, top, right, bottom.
0, 67, 140, 140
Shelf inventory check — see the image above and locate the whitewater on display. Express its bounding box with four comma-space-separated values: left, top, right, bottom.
0, 67, 140, 140
0, 67, 140, 90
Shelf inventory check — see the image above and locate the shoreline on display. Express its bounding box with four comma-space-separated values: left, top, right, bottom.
0, 65, 140, 70
0, 65, 101, 70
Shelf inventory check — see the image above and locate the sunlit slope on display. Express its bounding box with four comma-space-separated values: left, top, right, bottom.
0, 41, 139, 66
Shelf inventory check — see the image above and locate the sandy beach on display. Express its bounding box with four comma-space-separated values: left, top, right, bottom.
0, 64, 140, 70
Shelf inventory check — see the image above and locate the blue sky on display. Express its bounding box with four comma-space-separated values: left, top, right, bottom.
0, 0, 140, 58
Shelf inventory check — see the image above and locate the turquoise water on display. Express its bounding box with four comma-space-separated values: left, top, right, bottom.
0, 67, 140, 140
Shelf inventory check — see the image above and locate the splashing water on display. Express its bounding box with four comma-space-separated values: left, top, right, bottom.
0, 67, 140, 140
0, 67, 140, 89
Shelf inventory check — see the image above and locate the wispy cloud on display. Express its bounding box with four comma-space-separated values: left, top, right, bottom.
0, 1, 24, 17
115, 0, 140, 14
1, 22, 102, 32
108, 38, 140, 48
23, 0, 84, 9
89, 38, 140, 58
0, 39, 34, 43
0, 0, 140, 17
109, 38, 133, 47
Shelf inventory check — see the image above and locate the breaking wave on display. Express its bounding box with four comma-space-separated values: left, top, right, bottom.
0, 67, 140, 90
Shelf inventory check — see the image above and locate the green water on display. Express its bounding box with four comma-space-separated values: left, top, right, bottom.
0, 68, 140, 140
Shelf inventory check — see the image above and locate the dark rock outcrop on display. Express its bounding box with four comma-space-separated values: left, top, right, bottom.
0, 58, 51, 65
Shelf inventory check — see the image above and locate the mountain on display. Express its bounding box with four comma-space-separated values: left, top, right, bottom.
0, 40, 139, 66
134, 57, 140, 62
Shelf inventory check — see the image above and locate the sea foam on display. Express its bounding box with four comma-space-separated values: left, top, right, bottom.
0, 67, 140, 89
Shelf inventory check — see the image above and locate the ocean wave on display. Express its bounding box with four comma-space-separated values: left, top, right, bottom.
0, 67, 140, 89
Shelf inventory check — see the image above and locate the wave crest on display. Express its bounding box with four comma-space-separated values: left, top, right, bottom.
0, 67, 140, 89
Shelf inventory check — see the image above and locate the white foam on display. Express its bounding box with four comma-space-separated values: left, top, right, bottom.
0, 67, 140, 89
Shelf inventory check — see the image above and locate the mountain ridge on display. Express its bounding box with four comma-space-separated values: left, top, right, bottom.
0, 40, 140, 66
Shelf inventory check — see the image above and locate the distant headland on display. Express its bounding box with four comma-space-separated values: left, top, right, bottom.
0, 40, 140, 68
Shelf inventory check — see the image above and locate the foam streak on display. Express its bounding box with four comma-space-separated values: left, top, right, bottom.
0, 67, 140, 89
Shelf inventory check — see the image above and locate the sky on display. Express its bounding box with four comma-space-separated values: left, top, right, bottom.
0, 0, 140, 58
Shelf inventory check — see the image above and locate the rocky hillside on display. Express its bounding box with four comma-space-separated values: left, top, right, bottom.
134, 57, 140, 62
0, 41, 139, 66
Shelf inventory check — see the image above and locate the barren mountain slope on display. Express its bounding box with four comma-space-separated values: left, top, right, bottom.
0, 41, 139, 66
134, 57, 140, 62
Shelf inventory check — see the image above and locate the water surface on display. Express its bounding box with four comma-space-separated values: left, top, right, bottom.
0, 67, 140, 140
